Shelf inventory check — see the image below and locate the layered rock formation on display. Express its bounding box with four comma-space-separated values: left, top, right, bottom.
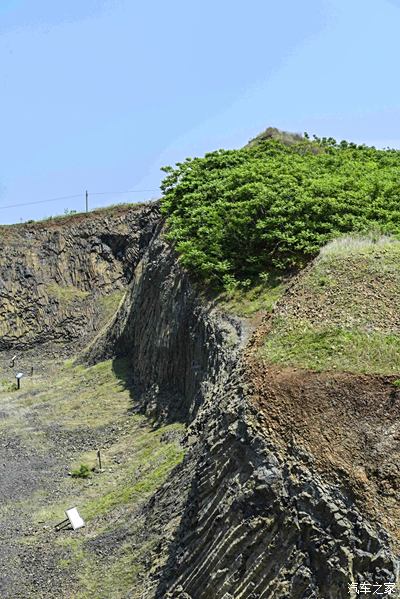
0, 204, 159, 351
87, 222, 399, 598
0, 205, 398, 597
85, 224, 242, 423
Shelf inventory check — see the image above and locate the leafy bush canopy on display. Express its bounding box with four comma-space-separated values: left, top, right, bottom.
160, 132, 400, 289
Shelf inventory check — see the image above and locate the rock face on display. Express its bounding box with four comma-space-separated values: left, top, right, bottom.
85, 225, 242, 423
152, 386, 398, 598
0, 204, 159, 351
88, 224, 399, 598
1, 206, 398, 597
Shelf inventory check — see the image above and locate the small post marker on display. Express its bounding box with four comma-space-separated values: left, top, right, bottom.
30, 366, 34, 377
10, 355, 16, 368
85, 190, 89, 213
97, 449, 102, 471
15, 372, 23, 390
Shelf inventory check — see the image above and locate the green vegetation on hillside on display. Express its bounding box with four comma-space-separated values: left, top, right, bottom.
45, 282, 90, 303
216, 275, 286, 316
161, 132, 400, 289
261, 235, 400, 374
262, 321, 400, 374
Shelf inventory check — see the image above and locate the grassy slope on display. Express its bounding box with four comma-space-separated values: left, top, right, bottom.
0, 358, 184, 598
261, 235, 400, 374
216, 278, 286, 317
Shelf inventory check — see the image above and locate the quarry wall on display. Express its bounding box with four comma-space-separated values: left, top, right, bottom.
0, 205, 398, 597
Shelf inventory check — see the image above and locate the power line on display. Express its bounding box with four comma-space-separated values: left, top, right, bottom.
0, 194, 82, 210
91, 189, 158, 196
0, 189, 159, 211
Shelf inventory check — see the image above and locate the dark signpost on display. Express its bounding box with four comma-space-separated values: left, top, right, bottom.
97, 449, 102, 471
15, 372, 23, 390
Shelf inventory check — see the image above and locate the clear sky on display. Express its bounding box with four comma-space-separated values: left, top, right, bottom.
0, 0, 399, 224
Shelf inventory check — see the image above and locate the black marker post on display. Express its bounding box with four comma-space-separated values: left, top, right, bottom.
15, 372, 23, 390
97, 449, 102, 471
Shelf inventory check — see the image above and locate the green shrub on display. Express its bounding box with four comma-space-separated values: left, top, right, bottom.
160, 134, 400, 288
1, 379, 18, 392
71, 464, 92, 479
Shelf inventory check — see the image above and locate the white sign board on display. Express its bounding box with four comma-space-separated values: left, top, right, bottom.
65, 507, 85, 531
16, 372, 24, 379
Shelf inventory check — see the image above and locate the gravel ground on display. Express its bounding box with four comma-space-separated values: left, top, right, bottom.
0, 355, 185, 599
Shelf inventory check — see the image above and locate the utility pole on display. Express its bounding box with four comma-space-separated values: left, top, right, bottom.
85, 190, 88, 213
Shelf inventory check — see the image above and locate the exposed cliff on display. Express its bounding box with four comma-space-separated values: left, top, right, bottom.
84, 226, 242, 424
85, 222, 399, 598
0, 203, 159, 352
0, 206, 398, 598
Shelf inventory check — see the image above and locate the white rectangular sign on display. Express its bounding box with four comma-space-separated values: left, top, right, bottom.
65, 507, 85, 531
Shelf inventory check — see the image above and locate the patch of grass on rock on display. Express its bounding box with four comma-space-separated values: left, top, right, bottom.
260, 235, 400, 374
261, 318, 400, 374
217, 275, 287, 317
45, 282, 90, 303
99, 290, 125, 322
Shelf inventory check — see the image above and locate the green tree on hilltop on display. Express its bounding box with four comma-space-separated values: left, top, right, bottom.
161, 136, 400, 288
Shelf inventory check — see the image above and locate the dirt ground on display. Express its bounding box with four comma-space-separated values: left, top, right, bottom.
245, 317, 400, 549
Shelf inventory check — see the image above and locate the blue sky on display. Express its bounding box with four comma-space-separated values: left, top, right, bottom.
0, 0, 399, 224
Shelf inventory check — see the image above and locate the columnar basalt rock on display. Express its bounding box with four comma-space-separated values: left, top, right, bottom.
84, 226, 243, 423
0, 206, 398, 597
137, 363, 398, 599
86, 223, 399, 598
0, 204, 160, 351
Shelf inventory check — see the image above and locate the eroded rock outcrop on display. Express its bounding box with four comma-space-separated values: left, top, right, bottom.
0, 206, 398, 597
0, 203, 159, 351
86, 223, 399, 598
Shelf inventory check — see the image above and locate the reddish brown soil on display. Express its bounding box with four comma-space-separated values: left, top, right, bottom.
245, 317, 400, 546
